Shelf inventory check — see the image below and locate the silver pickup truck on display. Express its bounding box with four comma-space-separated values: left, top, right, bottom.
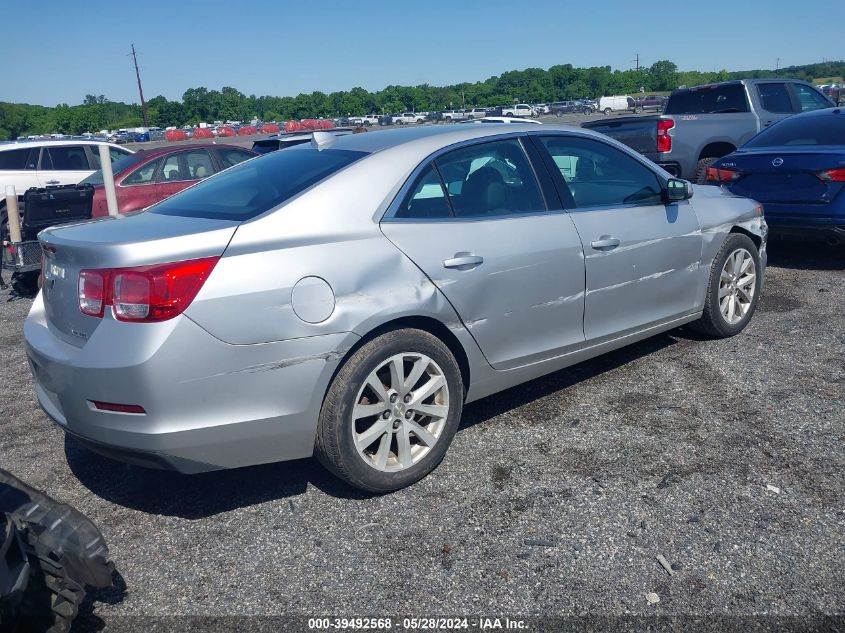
583, 79, 834, 182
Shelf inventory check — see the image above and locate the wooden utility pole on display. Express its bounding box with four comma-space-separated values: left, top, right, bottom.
131, 44, 149, 127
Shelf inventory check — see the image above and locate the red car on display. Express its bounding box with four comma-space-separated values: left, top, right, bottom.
80, 144, 257, 217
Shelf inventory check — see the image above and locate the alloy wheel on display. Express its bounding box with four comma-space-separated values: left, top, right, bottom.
352, 353, 450, 472
719, 248, 756, 324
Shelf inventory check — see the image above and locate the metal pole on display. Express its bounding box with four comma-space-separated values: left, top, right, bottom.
98, 145, 119, 217
132, 44, 149, 128
4, 186, 22, 243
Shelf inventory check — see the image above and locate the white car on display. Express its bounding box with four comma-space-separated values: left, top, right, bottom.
502, 104, 537, 117
442, 109, 467, 122
394, 112, 426, 125
0, 139, 132, 237
459, 116, 542, 125
597, 95, 635, 115
359, 114, 379, 126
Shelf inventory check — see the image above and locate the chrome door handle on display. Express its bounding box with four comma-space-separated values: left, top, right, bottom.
45, 180, 60, 185
443, 254, 484, 269
591, 237, 620, 251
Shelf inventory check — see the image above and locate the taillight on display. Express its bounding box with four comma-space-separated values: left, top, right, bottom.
817, 168, 845, 182
657, 119, 674, 152
78, 270, 107, 317
706, 167, 741, 183
78, 257, 218, 322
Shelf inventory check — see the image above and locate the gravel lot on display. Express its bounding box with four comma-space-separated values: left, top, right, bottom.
1, 237, 843, 632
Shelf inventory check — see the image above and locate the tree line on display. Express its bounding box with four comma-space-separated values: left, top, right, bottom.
1, 59, 843, 140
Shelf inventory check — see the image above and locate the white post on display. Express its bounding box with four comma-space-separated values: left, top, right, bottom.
4, 186, 22, 243
98, 144, 119, 217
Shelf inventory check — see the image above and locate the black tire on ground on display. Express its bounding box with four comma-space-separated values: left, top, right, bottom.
583, 108, 592, 115
603, 108, 612, 115
688, 233, 762, 338
555, 111, 563, 117
694, 156, 720, 184
315, 328, 464, 493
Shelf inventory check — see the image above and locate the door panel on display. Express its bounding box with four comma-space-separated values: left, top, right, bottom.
383, 138, 586, 370
535, 133, 703, 341
383, 214, 586, 369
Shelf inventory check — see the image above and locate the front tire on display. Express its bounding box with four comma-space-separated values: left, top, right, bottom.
603, 107, 612, 115
315, 329, 464, 493
689, 233, 762, 338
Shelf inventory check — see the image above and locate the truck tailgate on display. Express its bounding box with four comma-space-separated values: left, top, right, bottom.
582, 116, 659, 154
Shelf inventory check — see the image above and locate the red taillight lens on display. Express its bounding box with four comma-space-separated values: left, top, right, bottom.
91, 401, 146, 414
706, 167, 741, 183
817, 168, 845, 182
78, 257, 218, 322
78, 270, 108, 317
657, 119, 674, 152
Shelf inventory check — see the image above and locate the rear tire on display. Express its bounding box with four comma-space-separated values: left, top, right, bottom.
694, 156, 719, 184
315, 329, 464, 493
689, 233, 762, 338
603, 107, 612, 115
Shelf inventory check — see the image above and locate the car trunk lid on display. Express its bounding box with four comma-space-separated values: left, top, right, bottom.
39, 211, 238, 348
722, 148, 845, 205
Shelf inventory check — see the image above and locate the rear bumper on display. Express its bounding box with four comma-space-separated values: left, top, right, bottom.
24, 293, 357, 473
764, 205, 845, 242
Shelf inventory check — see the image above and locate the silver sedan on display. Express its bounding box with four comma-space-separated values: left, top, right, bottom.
25, 125, 767, 492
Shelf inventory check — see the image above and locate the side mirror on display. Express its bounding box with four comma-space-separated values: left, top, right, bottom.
666, 178, 693, 202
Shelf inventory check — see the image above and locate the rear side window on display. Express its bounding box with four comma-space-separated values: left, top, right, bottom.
79, 152, 146, 186
122, 159, 160, 185
150, 148, 367, 221
434, 139, 545, 218
757, 83, 793, 113
793, 84, 832, 112
744, 113, 845, 147
396, 164, 451, 219
665, 84, 749, 114
87, 145, 132, 169
0, 148, 35, 170
43, 146, 91, 170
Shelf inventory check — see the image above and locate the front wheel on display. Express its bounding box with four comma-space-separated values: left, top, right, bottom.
315, 329, 464, 493
689, 233, 762, 338
603, 107, 612, 115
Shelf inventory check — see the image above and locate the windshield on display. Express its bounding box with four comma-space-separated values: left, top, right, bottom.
149, 148, 367, 221
79, 152, 147, 186
665, 84, 749, 114
744, 112, 845, 148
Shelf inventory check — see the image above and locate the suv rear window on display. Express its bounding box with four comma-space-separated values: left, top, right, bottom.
149, 148, 367, 221
0, 148, 35, 170
665, 84, 749, 114
744, 113, 845, 147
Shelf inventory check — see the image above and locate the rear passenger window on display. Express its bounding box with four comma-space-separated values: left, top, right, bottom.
43, 146, 91, 170
435, 139, 545, 218
396, 164, 451, 219
539, 136, 663, 208
0, 148, 35, 170
123, 159, 160, 185
757, 83, 793, 113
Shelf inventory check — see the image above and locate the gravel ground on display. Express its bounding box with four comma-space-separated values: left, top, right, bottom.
0, 241, 843, 632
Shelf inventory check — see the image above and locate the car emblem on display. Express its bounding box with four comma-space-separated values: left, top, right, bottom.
772, 157, 784, 167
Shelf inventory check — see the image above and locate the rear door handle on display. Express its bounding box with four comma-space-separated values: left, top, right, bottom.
443, 254, 484, 269
45, 180, 60, 185
591, 237, 620, 251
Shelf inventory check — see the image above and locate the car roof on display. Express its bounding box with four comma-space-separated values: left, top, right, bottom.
326, 122, 579, 155
0, 138, 122, 150
119, 143, 252, 162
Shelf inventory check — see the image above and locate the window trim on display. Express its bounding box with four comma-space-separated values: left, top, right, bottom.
382, 133, 551, 223
529, 132, 671, 212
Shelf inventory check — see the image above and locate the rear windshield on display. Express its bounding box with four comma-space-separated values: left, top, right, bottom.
744, 112, 845, 147
251, 140, 281, 155
665, 84, 749, 114
149, 148, 367, 221
79, 152, 147, 185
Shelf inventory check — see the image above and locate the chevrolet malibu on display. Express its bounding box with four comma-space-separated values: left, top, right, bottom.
25, 125, 767, 492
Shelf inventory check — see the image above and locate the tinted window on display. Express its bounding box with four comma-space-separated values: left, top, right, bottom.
793, 84, 832, 112
88, 145, 132, 169
744, 112, 845, 147
122, 159, 160, 185
539, 136, 663, 207
0, 148, 35, 170
43, 146, 90, 170
665, 84, 749, 114
433, 139, 544, 218
218, 148, 254, 168
150, 148, 367, 221
396, 164, 451, 219
757, 83, 793, 113
183, 150, 215, 179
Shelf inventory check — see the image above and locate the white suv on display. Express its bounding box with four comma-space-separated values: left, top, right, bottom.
0, 139, 133, 198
